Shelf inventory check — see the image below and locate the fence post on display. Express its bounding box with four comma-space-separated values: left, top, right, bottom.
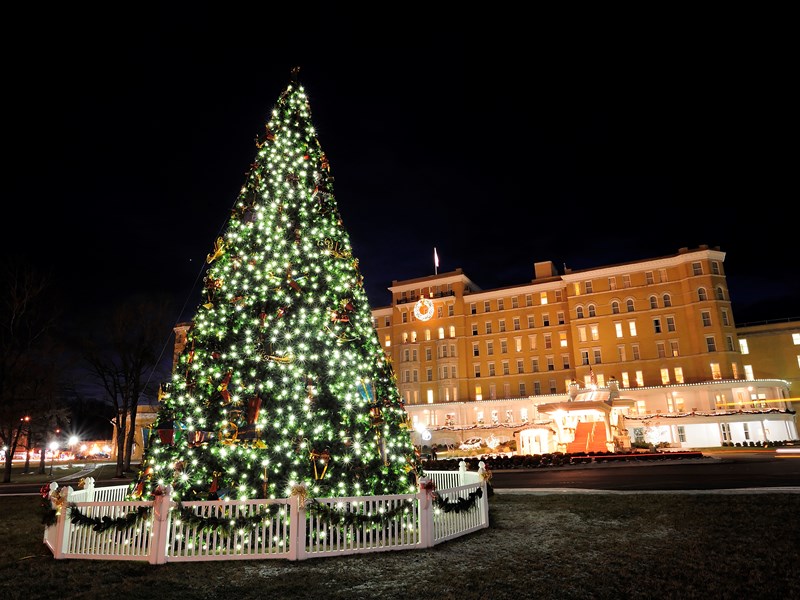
82, 477, 95, 501
148, 485, 172, 564
477, 461, 490, 528
417, 477, 435, 548
458, 460, 467, 486
50, 483, 72, 559
288, 491, 306, 561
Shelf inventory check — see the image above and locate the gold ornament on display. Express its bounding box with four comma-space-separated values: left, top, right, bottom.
290, 483, 308, 506
206, 237, 225, 264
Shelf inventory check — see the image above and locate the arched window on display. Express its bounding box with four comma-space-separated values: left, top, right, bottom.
662, 294, 672, 307
715, 286, 725, 301
588, 304, 597, 318
626, 299, 635, 312
611, 300, 620, 314
649, 295, 658, 309
698, 288, 708, 302
576, 306, 584, 319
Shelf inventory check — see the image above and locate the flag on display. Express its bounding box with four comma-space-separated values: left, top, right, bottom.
434, 247, 439, 271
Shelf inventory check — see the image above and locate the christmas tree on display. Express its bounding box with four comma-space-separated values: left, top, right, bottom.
131, 70, 421, 502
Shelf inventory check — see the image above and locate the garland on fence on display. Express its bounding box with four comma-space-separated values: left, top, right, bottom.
68, 504, 153, 532
174, 502, 285, 536
432, 486, 483, 513
305, 498, 416, 526
39, 485, 58, 527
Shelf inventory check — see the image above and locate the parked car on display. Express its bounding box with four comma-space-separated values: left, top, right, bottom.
459, 437, 483, 450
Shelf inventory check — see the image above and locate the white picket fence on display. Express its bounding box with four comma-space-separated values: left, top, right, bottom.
42, 462, 489, 563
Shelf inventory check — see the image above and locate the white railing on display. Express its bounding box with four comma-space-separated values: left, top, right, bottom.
42, 461, 489, 563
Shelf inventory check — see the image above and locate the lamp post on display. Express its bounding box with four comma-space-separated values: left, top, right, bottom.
48, 441, 58, 476
21, 416, 31, 474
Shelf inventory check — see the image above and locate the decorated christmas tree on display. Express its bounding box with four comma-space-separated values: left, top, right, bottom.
131, 70, 421, 502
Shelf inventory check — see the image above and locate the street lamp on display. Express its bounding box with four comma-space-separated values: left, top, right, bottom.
48, 441, 58, 476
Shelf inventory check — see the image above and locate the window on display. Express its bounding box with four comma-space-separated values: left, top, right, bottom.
549, 379, 557, 394
485, 322, 493, 334
739, 338, 749, 354
516, 359, 524, 374
559, 331, 568, 347
531, 358, 540, 373
540, 292, 548, 305
519, 382, 526, 396
578, 326, 588, 342
623, 275, 631, 288
662, 294, 672, 307
726, 335, 735, 352
576, 306, 585, 319
581, 350, 590, 366
426, 347, 432, 360
609, 276, 617, 290
411, 331, 417, 343
692, 262, 703, 276
513, 317, 520, 331
384, 334, 391, 347
473, 343, 480, 357
402, 312, 408, 323
557, 311, 565, 325
424, 329, 431, 342
645, 271, 654, 284
475, 385, 482, 401
715, 286, 725, 301
626, 299, 635, 312
502, 361, 510, 375
743, 423, 750, 440
701, 311, 712, 327
677, 426, 686, 442
555, 290, 563, 302
698, 288, 708, 301
628, 320, 637, 337
721, 309, 730, 326
706, 336, 717, 352
562, 354, 570, 369
666, 316, 676, 332
653, 318, 662, 334
525, 294, 533, 307
515, 337, 523, 352
448, 305, 454, 317
484, 300, 491, 313
486, 341, 494, 355
473, 364, 481, 378
657, 342, 666, 358
533, 381, 541, 395
488, 363, 496, 376
590, 324, 599, 341
721, 423, 731, 442
635, 371, 644, 386
511, 296, 519, 309
674, 367, 684, 384
660, 368, 670, 385
632, 345, 640, 360
585, 281, 593, 293
544, 334, 552, 349
593, 348, 602, 364
384, 317, 390, 327
471, 324, 478, 336
499, 319, 506, 332
500, 339, 508, 354
449, 325, 456, 338
793, 333, 800, 345
670, 340, 680, 357
617, 345, 626, 362
529, 334, 537, 351
426, 367, 432, 382
498, 299, 505, 311
542, 314, 550, 326
588, 304, 596, 318
711, 261, 720, 275
527, 315, 535, 328
659, 269, 667, 283
649, 295, 658, 309
611, 301, 620, 314
470, 303, 477, 315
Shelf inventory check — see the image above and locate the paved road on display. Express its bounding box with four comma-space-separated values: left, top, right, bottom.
490, 450, 800, 492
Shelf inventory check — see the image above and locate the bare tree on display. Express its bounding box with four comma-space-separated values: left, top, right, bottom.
80, 296, 173, 477
0, 257, 62, 483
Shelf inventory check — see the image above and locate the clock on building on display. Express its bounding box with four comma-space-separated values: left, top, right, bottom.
413, 298, 434, 321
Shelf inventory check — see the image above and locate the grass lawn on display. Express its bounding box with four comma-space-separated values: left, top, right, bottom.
0, 490, 797, 599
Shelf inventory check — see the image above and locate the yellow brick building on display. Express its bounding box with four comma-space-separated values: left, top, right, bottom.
372, 245, 797, 451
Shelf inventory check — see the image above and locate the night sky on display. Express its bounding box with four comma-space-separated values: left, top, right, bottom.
7, 9, 797, 339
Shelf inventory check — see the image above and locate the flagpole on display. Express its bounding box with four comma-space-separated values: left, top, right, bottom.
434, 247, 439, 275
